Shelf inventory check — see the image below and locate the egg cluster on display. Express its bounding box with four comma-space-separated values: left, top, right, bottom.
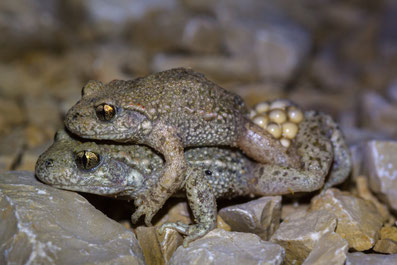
250, 99, 304, 148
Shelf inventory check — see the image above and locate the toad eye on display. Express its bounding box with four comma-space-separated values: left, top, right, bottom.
205, 170, 212, 176
75, 151, 100, 171
95, 103, 116, 121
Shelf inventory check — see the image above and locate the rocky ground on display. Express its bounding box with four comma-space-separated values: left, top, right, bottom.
1, 0, 397, 264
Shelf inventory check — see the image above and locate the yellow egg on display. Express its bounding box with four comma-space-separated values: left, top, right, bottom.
255, 102, 270, 113
266, 123, 282, 138
269, 109, 287, 124
252, 114, 269, 128
280, 138, 291, 148
270, 99, 290, 110
282, 122, 299, 139
287, 107, 304, 123
249, 109, 257, 118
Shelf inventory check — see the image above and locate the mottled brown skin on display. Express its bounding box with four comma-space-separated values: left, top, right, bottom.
36, 111, 351, 246
65, 68, 300, 224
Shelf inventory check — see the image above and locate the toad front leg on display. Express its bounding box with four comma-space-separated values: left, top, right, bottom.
131, 126, 187, 225
159, 166, 217, 247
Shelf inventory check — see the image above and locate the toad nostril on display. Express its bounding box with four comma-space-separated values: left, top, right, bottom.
45, 159, 54, 167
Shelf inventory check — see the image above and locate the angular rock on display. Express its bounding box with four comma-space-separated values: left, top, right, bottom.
151, 53, 259, 84
216, 215, 231, 231
0, 171, 144, 265
361, 92, 397, 136
310, 188, 383, 251
0, 129, 25, 172
270, 210, 337, 265
380, 226, 397, 241
136, 226, 183, 265
355, 176, 391, 223
169, 229, 285, 265
154, 201, 193, 227
363, 140, 397, 211
374, 239, 397, 254
218, 196, 281, 240
302, 232, 348, 265
346, 252, 397, 265
181, 17, 222, 54
214, 0, 311, 83
281, 202, 309, 220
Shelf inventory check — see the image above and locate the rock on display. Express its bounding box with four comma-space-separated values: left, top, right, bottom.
0, 0, 60, 53
154, 201, 193, 227
216, 215, 231, 231
0, 171, 145, 265
302, 232, 348, 265
0, 129, 25, 172
228, 82, 286, 107
270, 210, 337, 265
0, 98, 25, 134
361, 92, 397, 136
380, 226, 397, 241
281, 202, 309, 220
169, 228, 285, 265
362, 140, 397, 212
151, 53, 259, 84
355, 176, 391, 223
216, 0, 311, 83
346, 252, 397, 265
374, 239, 397, 254
252, 24, 311, 82
310, 188, 383, 251
181, 17, 222, 54
387, 79, 397, 103
218, 196, 281, 240
128, 5, 189, 52
136, 226, 183, 265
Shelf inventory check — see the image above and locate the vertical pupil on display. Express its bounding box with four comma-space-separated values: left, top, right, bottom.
82, 152, 89, 168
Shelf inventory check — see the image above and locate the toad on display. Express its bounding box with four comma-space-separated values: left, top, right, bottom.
36, 111, 350, 246
64, 68, 301, 224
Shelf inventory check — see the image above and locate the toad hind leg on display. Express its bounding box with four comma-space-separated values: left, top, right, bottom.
159, 166, 217, 247
238, 119, 301, 168
248, 113, 335, 195
131, 127, 187, 225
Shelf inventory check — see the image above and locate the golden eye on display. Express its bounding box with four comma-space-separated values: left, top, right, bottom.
75, 151, 100, 170
95, 103, 116, 121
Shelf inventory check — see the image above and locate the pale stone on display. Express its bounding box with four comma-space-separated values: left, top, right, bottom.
346, 252, 397, 265
355, 176, 391, 223
181, 17, 222, 54
219, 196, 281, 240
151, 53, 259, 84
270, 210, 337, 265
154, 201, 192, 227
136, 226, 183, 265
310, 188, 383, 251
374, 239, 397, 254
216, 215, 231, 231
169, 229, 285, 265
380, 226, 397, 241
0, 129, 25, 172
0, 171, 144, 265
361, 92, 397, 136
281, 202, 309, 220
363, 140, 397, 212
302, 232, 348, 265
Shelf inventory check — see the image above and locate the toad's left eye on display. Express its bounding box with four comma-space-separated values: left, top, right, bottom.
75, 151, 100, 171
95, 103, 116, 121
